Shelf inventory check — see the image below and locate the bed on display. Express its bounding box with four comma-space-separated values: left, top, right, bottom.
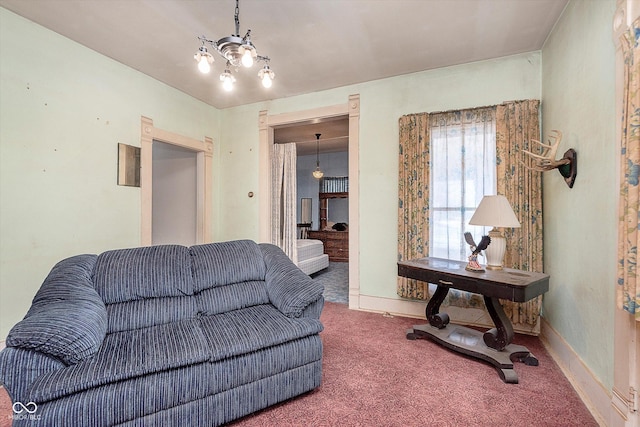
297, 239, 329, 275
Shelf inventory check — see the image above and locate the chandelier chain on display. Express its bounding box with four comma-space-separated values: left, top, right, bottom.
234, 0, 240, 36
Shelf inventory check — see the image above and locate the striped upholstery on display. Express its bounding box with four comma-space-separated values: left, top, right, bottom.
0, 240, 324, 427
260, 243, 325, 317
21, 337, 322, 427
94, 245, 194, 303
0, 348, 65, 404
195, 281, 269, 316
105, 295, 197, 333
115, 363, 323, 427
190, 240, 266, 291
30, 319, 210, 403
199, 304, 323, 362
6, 254, 106, 365
94, 245, 196, 333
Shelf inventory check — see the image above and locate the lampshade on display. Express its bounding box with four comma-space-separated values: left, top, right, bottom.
469, 195, 521, 228
468, 195, 520, 270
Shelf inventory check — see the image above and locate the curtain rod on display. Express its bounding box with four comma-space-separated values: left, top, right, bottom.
404, 99, 537, 117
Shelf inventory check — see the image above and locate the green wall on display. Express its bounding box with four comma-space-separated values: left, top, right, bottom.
217, 54, 541, 302
0, 9, 219, 338
541, 0, 617, 390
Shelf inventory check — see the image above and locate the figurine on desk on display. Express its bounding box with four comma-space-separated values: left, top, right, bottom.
463, 232, 491, 272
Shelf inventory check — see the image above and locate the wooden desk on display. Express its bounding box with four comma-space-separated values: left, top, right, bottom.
398, 257, 549, 383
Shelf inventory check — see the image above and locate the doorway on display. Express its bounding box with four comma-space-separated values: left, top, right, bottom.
258, 94, 361, 310
139, 116, 213, 246
276, 118, 350, 304
152, 142, 197, 246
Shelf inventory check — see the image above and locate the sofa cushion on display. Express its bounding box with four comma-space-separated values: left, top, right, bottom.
6, 255, 107, 365
93, 245, 194, 304
198, 304, 323, 362
190, 240, 266, 292
105, 296, 198, 333
195, 281, 270, 316
29, 318, 209, 403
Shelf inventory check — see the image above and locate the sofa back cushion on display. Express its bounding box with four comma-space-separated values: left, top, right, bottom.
190, 240, 269, 314
93, 245, 197, 332
190, 240, 266, 290
94, 245, 194, 302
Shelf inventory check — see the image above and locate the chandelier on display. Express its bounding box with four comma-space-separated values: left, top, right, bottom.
194, 0, 275, 91
313, 134, 324, 179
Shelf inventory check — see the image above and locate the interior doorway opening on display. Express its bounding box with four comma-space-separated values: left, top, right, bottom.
139, 116, 213, 246
152, 142, 198, 246
258, 94, 361, 310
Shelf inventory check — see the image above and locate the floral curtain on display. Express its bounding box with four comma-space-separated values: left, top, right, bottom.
618, 19, 640, 320
271, 143, 298, 263
496, 100, 544, 325
397, 113, 430, 299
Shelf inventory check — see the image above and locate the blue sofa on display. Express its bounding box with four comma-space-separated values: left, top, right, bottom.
0, 240, 324, 426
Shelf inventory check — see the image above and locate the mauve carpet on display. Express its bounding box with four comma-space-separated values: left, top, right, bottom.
0, 302, 598, 427
231, 302, 598, 427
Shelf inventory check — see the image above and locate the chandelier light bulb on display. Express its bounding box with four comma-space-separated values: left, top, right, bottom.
220, 69, 235, 91
258, 65, 275, 89
312, 167, 324, 179
261, 73, 272, 88
194, 46, 213, 74
241, 48, 254, 68
198, 56, 211, 74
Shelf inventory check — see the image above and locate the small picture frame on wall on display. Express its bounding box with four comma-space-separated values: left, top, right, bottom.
117, 143, 141, 187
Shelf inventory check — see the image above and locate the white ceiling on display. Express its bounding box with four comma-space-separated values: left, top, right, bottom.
0, 0, 568, 153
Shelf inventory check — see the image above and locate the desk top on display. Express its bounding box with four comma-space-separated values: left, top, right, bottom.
398, 257, 549, 302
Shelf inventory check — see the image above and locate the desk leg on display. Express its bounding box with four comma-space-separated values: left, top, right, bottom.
406, 292, 539, 384
482, 296, 514, 351
425, 285, 450, 329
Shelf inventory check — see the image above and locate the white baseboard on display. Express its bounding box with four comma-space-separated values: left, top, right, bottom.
540, 318, 610, 426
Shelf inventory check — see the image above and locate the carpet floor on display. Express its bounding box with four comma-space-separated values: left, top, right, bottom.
0, 304, 598, 427
312, 262, 349, 304
231, 302, 598, 427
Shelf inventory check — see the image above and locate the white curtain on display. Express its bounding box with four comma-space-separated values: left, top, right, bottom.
271, 143, 298, 263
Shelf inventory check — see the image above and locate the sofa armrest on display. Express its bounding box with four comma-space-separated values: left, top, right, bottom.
259, 244, 324, 318
0, 347, 65, 404
6, 255, 107, 365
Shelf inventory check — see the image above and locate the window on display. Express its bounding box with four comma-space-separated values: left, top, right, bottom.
429, 108, 496, 261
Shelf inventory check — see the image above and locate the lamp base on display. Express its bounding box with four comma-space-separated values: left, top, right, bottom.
484, 228, 506, 270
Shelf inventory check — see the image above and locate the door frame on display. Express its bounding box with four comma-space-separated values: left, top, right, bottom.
258, 94, 361, 309
140, 116, 213, 246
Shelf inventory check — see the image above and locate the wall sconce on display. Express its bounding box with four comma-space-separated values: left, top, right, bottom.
522, 130, 577, 188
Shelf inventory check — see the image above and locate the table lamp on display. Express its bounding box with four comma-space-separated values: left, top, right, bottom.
468, 195, 521, 270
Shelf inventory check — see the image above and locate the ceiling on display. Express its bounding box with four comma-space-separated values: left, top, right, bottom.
0, 0, 568, 153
